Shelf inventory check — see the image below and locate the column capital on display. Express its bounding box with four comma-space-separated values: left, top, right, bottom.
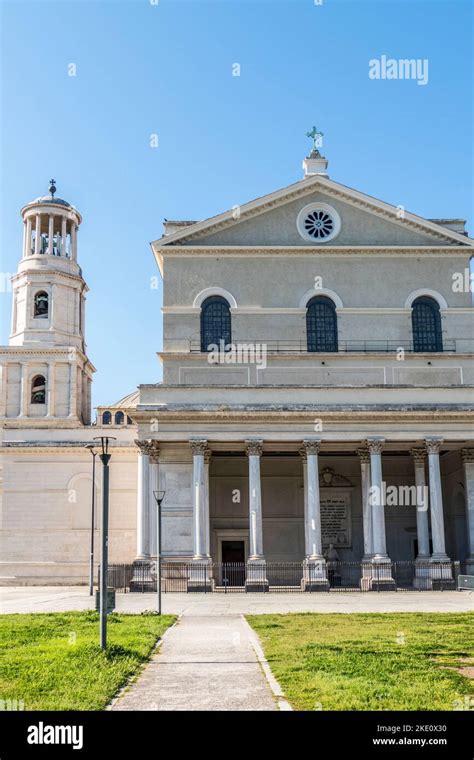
302, 439, 321, 456
356, 447, 370, 463
298, 446, 307, 462
425, 437, 443, 455
410, 448, 427, 465
190, 439, 208, 455
204, 447, 212, 464
461, 448, 474, 464
366, 438, 385, 454
135, 439, 159, 459
245, 440, 263, 457
147, 440, 160, 463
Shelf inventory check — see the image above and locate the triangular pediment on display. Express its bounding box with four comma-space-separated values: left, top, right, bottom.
153, 175, 472, 250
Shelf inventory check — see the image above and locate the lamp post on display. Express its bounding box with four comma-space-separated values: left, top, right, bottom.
84, 444, 97, 596
152, 490, 166, 614
94, 436, 116, 650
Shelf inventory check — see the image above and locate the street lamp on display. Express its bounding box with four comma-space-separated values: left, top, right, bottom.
152, 490, 166, 614
84, 444, 97, 596
94, 436, 116, 650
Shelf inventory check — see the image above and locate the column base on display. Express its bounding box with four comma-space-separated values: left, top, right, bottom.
187, 559, 214, 592
465, 557, 474, 575
362, 558, 396, 591
245, 559, 268, 592
413, 557, 433, 590
130, 559, 155, 592
428, 557, 455, 590
301, 558, 330, 592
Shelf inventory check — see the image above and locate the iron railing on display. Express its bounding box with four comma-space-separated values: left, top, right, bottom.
187, 339, 458, 354
103, 560, 461, 593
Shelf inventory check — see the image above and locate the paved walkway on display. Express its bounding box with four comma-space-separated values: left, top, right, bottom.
110, 615, 279, 711
1, 587, 473, 615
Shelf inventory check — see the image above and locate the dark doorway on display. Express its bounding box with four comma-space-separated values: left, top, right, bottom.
221, 540, 245, 563
221, 540, 245, 587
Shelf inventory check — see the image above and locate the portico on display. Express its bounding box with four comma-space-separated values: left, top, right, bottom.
133, 434, 472, 589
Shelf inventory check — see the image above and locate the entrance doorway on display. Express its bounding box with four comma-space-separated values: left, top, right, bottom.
221, 540, 245, 564
221, 540, 245, 587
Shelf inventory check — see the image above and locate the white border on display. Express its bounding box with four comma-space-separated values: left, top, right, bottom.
296, 202, 342, 243
404, 289, 448, 309
193, 287, 238, 308
299, 287, 344, 309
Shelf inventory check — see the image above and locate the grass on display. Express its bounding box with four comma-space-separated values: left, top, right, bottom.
0, 611, 175, 710
247, 612, 474, 711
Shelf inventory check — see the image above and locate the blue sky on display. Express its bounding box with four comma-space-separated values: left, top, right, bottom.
1, 0, 472, 409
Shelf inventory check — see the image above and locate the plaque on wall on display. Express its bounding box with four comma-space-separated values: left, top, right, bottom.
320, 490, 352, 548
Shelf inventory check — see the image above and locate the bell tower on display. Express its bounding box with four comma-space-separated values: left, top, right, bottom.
0, 181, 95, 425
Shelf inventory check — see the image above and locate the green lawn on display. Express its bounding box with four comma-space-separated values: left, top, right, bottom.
247, 612, 474, 711
0, 611, 175, 710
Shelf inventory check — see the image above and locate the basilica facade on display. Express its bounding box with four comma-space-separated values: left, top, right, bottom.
1, 151, 474, 587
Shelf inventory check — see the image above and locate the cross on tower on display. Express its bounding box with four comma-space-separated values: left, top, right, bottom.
306, 126, 324, 152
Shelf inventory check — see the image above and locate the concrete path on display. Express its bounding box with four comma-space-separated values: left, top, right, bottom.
110, 615, 279, 711
2, 587, 473, 615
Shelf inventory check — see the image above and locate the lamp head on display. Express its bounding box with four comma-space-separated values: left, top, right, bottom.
93, 436, 117, 461
153, 490, 166, 507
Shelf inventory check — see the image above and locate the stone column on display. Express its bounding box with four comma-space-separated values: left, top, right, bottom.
47, 215, 54, 255
135, 441, 151, 559
25, 217, 32, 256
301, 440, 328, 591
299, 447, 309, 556
19, 362, 29, 417
366, 438, 395, 589
148, 443, 160, 557
71, 223, 77, 260
22, 220, 26, 258
190, 440, 209, 560
34, 214, 42, 254
245, 440, 268, 590
425, 438, 449, 561
246, 440, 264, 560
425, 438, 454, 587
188, 440, 212, 591
410, 448, 431, 589
461, 449, 474, 574
46, 362, 55, 417
410, 448, 430, 559
49, 284, 56, 331
204, 447, 211, 558
68, 359, 77, 417
61, 218, 67, 256
357, 448, 373, 559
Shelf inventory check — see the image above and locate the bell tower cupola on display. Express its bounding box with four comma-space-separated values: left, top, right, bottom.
1, 181, 95, 426
10, 180, 85, 349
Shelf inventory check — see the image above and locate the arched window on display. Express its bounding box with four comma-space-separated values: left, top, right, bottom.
412, 296, 443, 352
31, 375, 46, 404
200, 296, 232, 352
306, 296, 338, 352
34, 291, 49, 318
102, 411, 112, 425
115, 411, 124, 425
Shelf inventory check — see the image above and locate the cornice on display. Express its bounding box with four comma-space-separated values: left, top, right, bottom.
156, 246, 470, 257
161, 305, 473, 316
132, 407, 474, 424
157, 351, 474, 360
1, 442, 136, 453
10, 269, 88, 288
0, 348, 96, 373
